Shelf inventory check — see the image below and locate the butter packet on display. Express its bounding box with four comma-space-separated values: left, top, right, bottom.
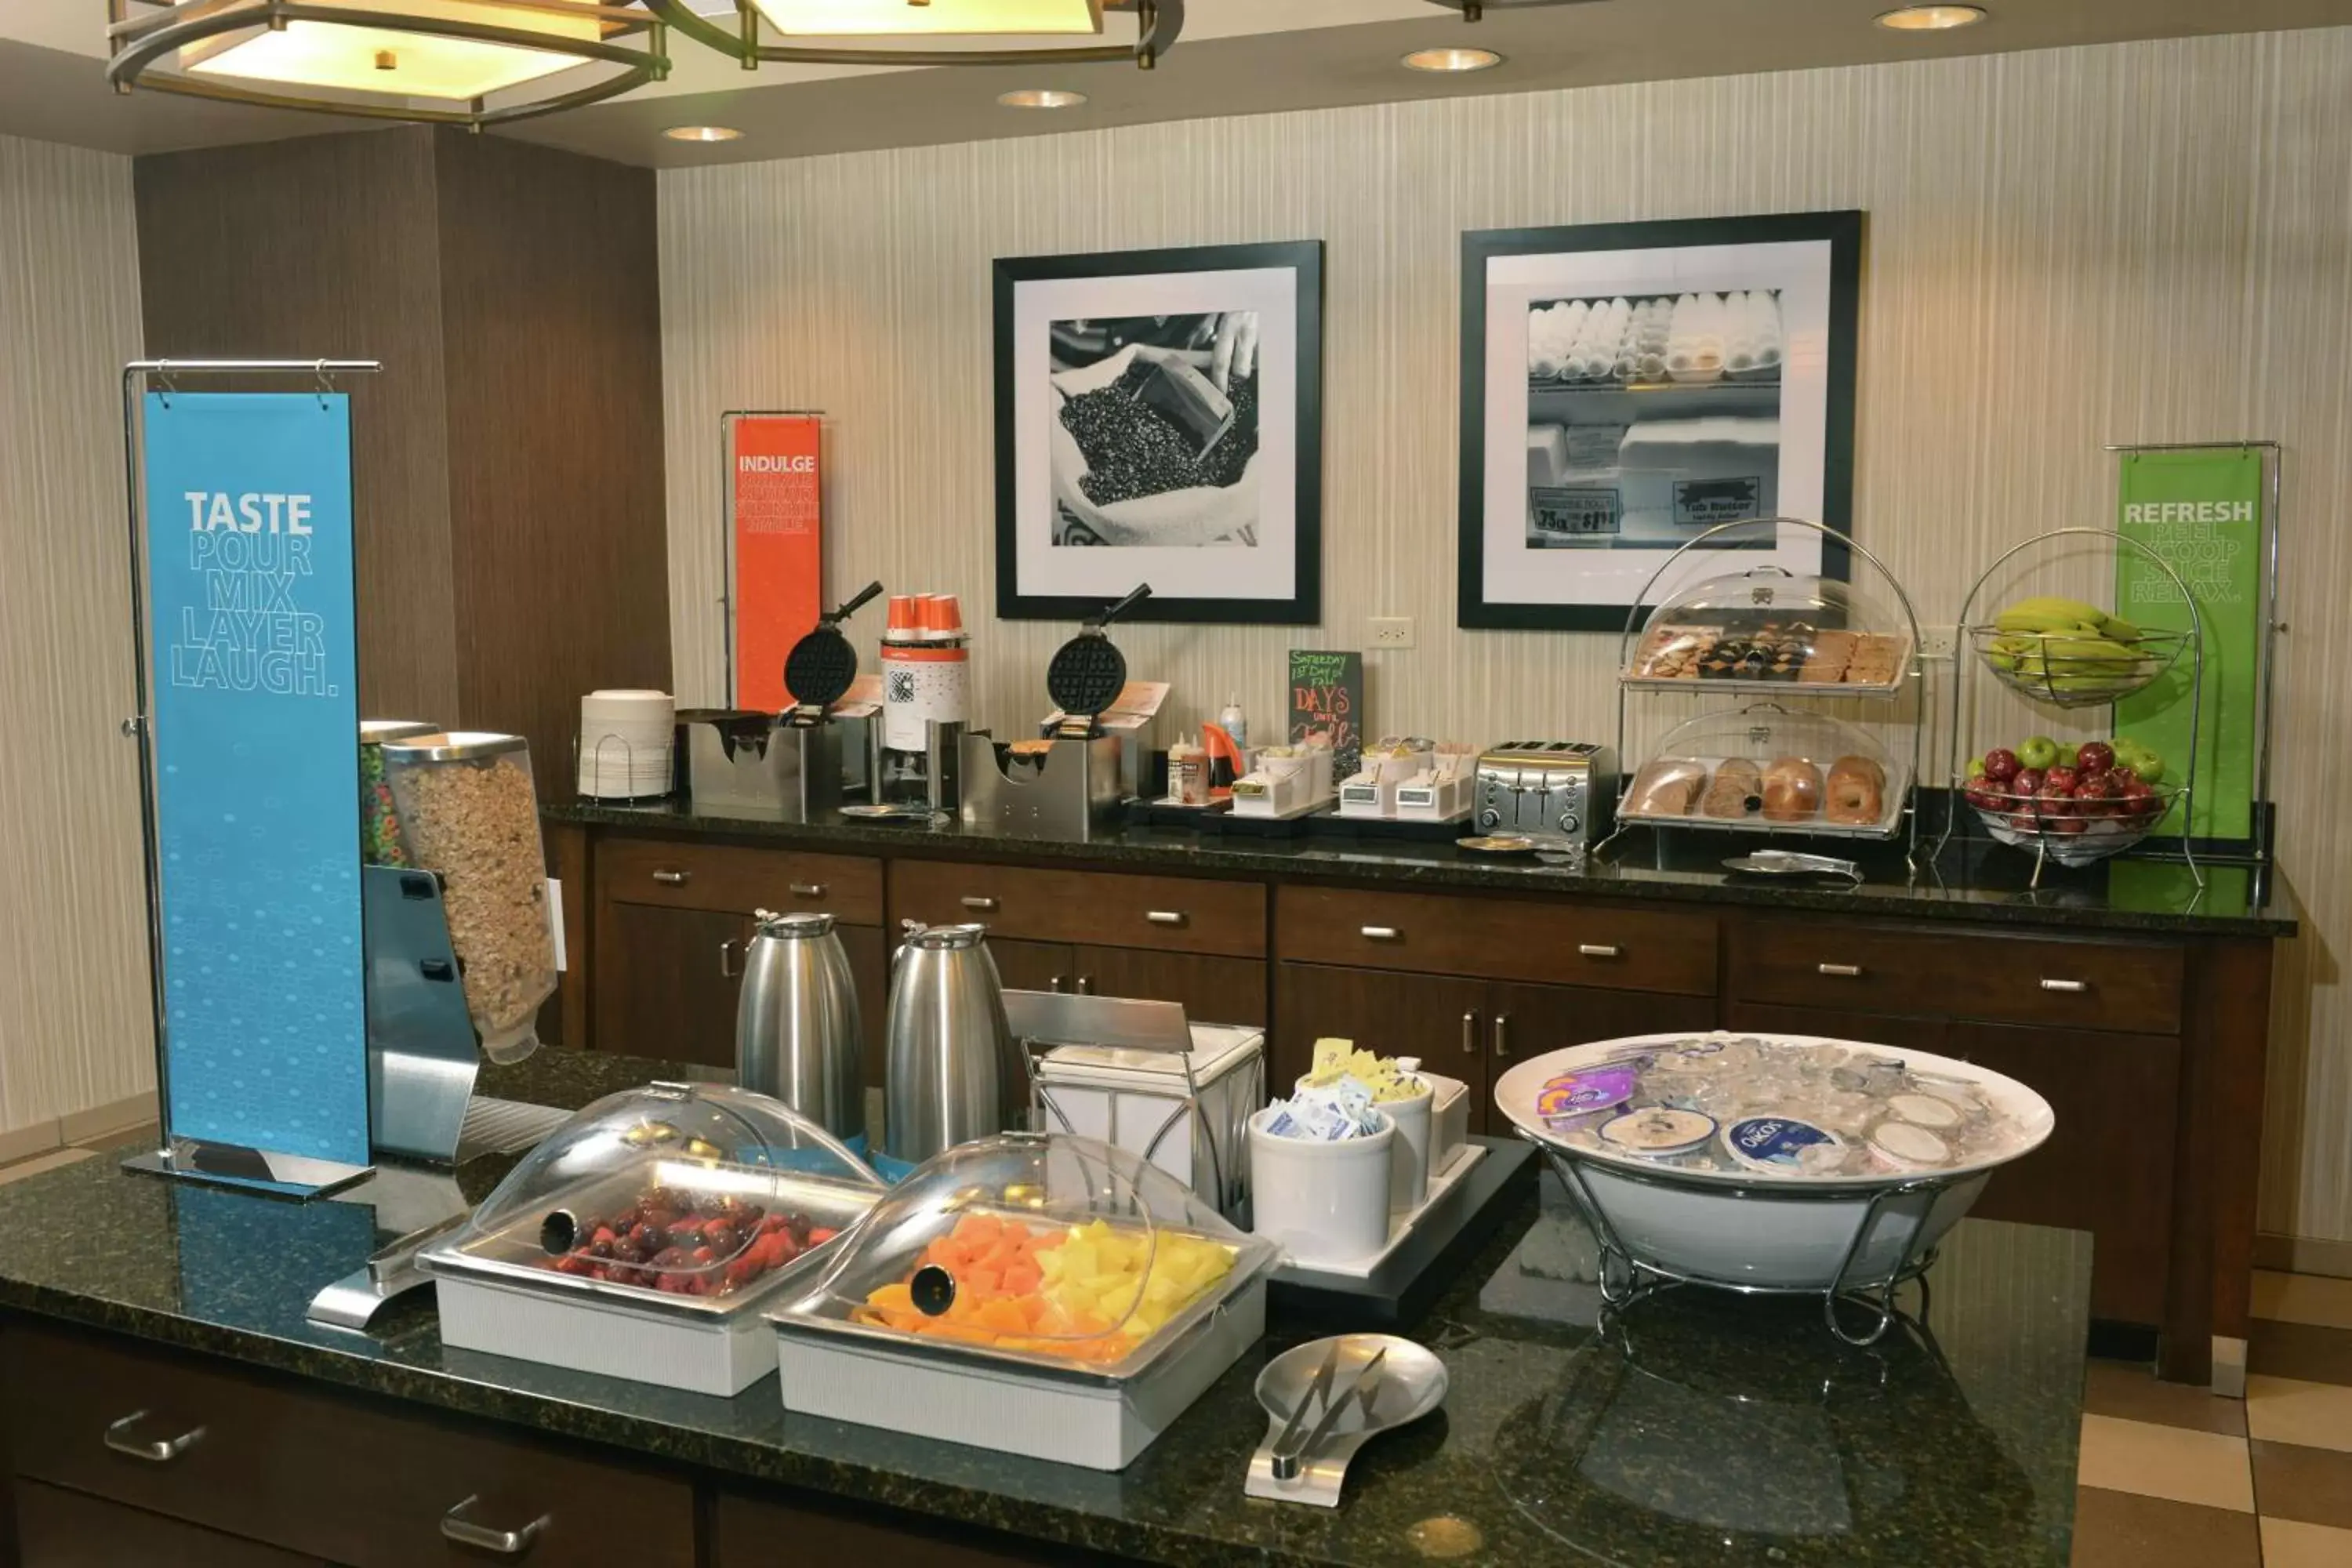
1264, 1075, 1385, 1141
1305, 1037, 1425, 1104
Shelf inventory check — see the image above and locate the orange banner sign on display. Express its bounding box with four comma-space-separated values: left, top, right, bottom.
731, 414, 824, 711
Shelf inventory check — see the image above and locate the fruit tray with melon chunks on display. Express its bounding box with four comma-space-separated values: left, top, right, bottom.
778, 1206, 1275, 1381
429, 1162, 880, 1319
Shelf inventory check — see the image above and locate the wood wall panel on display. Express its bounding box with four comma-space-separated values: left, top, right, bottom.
0, 134, 151, 1136
134, 127, 461, 728
434, 130, 671, 791
655, 31, 2352, 1244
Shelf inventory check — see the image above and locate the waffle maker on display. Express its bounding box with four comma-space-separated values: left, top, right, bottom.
961, 585, 1152, 841
1045, 584, 1152, 739
782, 580, 884, 728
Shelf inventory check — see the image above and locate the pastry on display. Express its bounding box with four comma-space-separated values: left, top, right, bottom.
1762, 757, 1824, 822
1633, 624, 1716, 679
1701, 758, 1764, 818
1824, 755, 1886, 826
1799, 629, 1857, 684
1843, 634, 1907, 688
1624, 759, 1708, 817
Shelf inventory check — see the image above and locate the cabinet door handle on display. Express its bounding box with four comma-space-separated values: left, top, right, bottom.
2038, 978, 2089, 993
1361, 926, 1400, 942
440, 1495, 550, 1556
1578, 943, 1621, 960
103, 1410, 205, 1464
1817, 963, 1863, 978
1145, 910, 1186, 927
718, 939, 741, 979
1461, 1011, 1479, 1057
960, 895, 999, 912
1049, 975, 1067, 993
789, 881, 826, 898
1493, 1013, 1512, 1059
1075, 976, 1096, 995
650, 869, 689, 886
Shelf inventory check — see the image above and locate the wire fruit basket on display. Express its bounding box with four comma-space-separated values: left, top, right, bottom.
1964, 623, 2191, 710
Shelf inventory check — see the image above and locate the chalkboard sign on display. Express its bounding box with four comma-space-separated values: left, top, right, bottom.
1288, 649, 1363, 780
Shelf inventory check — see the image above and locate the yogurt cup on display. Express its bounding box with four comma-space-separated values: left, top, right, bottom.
1599, 1108, 1718, 1160
1722, 1114, 1843, 1176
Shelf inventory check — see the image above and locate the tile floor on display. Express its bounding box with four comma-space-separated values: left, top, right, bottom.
4, 1138, 2348, 1564
2075, 1269, 2352, 1566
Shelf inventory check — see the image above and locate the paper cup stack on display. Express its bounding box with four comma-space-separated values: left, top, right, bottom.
577, 689, 675, 798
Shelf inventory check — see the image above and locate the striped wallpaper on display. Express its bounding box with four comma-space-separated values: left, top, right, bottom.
0, 133, 153, 1137
657, 29, 2352, 1246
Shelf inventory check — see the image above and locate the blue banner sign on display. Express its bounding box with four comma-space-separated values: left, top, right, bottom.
143, 392, 367, 1165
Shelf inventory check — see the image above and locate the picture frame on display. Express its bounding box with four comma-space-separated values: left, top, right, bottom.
993, 240, 1323, 624
1457, 212, 1864, 631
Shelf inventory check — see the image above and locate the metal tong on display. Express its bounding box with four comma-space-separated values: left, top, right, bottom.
1268, 1344, 1388, 1480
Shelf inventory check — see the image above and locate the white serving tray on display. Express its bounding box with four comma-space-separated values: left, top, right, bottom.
437, 1273, 782, 1397
1271, 1142, 1487, 1290
772, 1276, 1267, 1471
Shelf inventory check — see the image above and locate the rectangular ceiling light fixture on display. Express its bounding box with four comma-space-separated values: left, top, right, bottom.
747, 0, 1105, 38
181, 0, 600, 103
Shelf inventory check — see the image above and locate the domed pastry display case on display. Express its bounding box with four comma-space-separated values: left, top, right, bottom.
1936, 528, 2206, 889
1617, 705, 1908, 840
1602, 519, 1927, 869
419, 1082, 884, 1395
1621, 566, 1915, 698
771, 1131, 1279, 1470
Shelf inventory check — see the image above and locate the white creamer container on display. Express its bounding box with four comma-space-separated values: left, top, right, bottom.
1247, 1107, 1396, 1266
1035, 1024, 1263, 1222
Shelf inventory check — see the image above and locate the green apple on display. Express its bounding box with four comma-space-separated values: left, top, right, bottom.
2055, 742, 2080, 769
1965, 754, 1986, 779
2016, 735, 2060, 771
2129, 748, 2166, 785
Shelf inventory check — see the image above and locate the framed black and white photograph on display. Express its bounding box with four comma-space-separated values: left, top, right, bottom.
1457, 212, 1863, 631
994, 241, 1323, 623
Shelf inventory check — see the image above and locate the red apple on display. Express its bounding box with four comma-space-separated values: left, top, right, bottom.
2013, 767, 2045, 797
2076, 741, 2115, 775
2073, 775, 2119, 817
2043, 765, 2080, 794
2049, 815, 2089, 835
1965, 781, 2000, 811
2036, 781, 2077, 817
1982, 747, 2020, 783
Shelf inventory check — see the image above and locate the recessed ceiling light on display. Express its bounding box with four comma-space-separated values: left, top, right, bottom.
1402, 46, 1504, 73
1875, 5, 1987, 30
996, 88, 1087, 108
663, 125, 743, 142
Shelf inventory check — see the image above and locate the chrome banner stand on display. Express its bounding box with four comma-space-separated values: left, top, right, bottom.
118, 358, 383, 1200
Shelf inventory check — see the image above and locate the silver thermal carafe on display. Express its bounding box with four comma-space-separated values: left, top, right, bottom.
734, 910, 865, 1145
881, 923, 1024, 1166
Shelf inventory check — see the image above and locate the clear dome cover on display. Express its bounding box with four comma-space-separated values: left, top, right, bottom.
1620, 704, 1907, 838
1624, 566, 1914, 695
780, 1132, 1276, 1372
423, 1082, 884, 1311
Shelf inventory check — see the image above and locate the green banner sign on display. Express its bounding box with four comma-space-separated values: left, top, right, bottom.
2114, 448, 2265, 844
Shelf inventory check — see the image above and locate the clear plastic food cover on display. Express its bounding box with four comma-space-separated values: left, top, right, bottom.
1624, 567, 1913, 695
1620, 704, 1907, 837
783, 1132, 1276, 1370
379, 731, 557, 1063
430, 1083, 884, 1305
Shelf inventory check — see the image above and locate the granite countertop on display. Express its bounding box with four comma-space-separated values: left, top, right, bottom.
546, 797, 2295, 938
0, 1054, 2091, 1566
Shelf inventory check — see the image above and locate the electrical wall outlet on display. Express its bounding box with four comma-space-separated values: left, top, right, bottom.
1919, 626, 1959, 659
1369, 616, 1416, 649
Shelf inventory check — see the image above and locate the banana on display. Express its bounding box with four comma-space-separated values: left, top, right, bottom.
2095, 612, 2143, 642
1995, 596, 2111, 636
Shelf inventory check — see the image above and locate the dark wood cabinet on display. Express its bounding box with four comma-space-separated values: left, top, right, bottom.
2, 1326, 695, 1568
13, 1479, 325, 1568
985, 938, 1078, 996
1949, 1021, 2182, 1323
1487, 982, 1715, 1088
713, 1490, 1091, 1566
1073, 946, 1267, 1027
595, 902, 748, 1066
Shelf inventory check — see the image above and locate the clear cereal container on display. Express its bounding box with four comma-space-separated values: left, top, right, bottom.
1622, 565, 1915, 697
358, 720, 440, 866
380, 731, 556, 1063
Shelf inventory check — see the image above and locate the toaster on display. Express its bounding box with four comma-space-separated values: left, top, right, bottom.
1472, 741, 1617, 847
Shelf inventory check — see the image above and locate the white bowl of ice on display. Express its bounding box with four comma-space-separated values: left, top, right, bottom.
1493, 1033, 2055, 1293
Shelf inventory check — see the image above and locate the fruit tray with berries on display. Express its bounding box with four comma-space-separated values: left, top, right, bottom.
1959, 735, 2179, 867
434, 1165, 878, 1318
